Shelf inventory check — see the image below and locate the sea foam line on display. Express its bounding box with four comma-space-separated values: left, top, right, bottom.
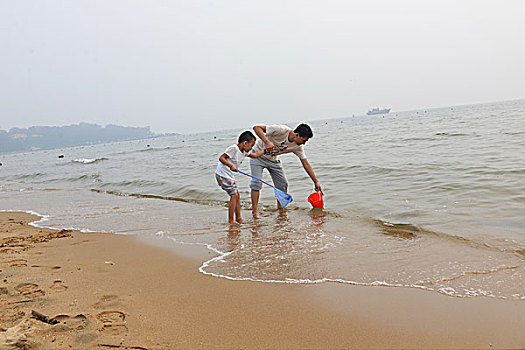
156, 231, 444, 292
0, 209, 515, 300
0, 209, 107, 233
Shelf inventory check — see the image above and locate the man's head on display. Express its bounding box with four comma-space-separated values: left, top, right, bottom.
238, 130, 256, 152
293, 123, 313, 145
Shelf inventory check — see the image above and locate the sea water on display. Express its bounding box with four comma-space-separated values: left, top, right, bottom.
1, 100, 524, 299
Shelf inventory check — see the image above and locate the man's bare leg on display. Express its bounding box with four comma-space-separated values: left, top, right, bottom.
251, 190, 260, 218
276, 199, 284, 214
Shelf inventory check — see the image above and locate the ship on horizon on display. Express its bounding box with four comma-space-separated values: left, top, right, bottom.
366, 107, 391, 115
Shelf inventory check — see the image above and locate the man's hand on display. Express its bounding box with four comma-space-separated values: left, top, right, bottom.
265, 140, 275, 153
230, 165, 238, 172
314, 181, 323, 194
253, 125, 274, 152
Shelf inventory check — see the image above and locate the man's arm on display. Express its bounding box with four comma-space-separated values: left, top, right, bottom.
253, 125, 275, 152
300, 158, 322, 193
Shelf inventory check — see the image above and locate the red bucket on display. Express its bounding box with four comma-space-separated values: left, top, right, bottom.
307, 192, 324, 208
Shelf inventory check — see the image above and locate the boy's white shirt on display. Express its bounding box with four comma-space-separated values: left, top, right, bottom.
215, 144, 249, 180
252, 124, 306, 162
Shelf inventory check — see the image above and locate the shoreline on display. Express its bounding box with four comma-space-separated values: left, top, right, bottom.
1, 211, 524, 349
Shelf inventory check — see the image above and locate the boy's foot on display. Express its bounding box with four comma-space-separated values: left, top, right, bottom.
229, 220, 240, 225
236, 217, 243, 223
251, 211, 258, 219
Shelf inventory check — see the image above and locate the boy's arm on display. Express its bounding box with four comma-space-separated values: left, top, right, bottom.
253, 125, 275, 152
248, 149, 266, 158
219, 153, 238, 172
300, 158, 322, 193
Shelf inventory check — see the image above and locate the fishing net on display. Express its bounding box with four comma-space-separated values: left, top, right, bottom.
274, 188, 293, 208
237, 170, 293, 208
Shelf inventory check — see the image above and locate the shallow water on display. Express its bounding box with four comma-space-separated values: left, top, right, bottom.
1, 100, 524, 299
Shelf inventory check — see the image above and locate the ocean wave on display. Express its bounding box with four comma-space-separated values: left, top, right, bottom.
401, 137, 436, 142
502, 131, 525, 136
71, 157, 108, 164
316, 164, 402, 174
90, 188, 226, 207
11, 172, 47, 180
89, 187, 316, 213
376, 219, 525, 257
107, 146, 183, 157
137, 146, 181, 153
29, 174, 103, 184
435, 132, 470, 137
97, 179, 168, 189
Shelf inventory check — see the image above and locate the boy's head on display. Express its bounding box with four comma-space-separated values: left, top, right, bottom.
293, 123, 313, 145
238, 130, 256, 152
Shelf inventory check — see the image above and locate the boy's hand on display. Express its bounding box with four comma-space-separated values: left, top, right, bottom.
230, 165, 238, 172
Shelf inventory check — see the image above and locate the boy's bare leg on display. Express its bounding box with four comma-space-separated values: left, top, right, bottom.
229, 193, 239, 225
251, 190, 260, 218
235, 192, 243, 223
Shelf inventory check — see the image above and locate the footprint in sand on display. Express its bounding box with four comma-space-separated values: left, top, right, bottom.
96, 311, 126, 324
53, 314, 89, 330
92, 295, 120, 309
100, 323, 128, 336
96, 310, 128, 336
7, 259, 27, 267
49, 280, 68, 292
71, 239, 92, 246
31, 264, 61, 270
14, 283, 45, 298
0, 246, 28, 254
0, 307, 26, 327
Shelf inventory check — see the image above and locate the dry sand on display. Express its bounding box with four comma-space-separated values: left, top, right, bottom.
0, 211, 523, 349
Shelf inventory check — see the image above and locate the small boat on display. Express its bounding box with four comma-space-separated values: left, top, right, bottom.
366, 107, 391, 115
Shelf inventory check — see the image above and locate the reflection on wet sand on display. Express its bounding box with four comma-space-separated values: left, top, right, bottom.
309, 208, 327, 227
199, 207, 525, 299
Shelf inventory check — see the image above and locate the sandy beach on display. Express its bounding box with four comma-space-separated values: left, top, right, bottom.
1, 211, 524, 349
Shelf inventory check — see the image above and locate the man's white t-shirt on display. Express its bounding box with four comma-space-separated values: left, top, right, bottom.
252, 125, 306, 162
215, 144, 249, 180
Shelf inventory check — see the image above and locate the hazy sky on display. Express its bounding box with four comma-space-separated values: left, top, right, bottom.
1, 0, 524, 133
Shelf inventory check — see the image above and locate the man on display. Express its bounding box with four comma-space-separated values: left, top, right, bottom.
250, 123, 322, 217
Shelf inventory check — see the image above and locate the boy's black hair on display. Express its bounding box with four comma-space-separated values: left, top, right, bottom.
294, 123, 313, 138
238, 130, 256, 143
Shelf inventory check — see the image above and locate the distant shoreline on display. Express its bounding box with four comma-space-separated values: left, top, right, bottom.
0, 123, 179, 154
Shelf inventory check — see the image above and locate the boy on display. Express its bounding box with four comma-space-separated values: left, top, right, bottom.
216, 131, 265, 224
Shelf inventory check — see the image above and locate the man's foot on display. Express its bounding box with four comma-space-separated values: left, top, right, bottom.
236, 217, 243, 223
229, 220, 240, 225
251, 210, 258, 219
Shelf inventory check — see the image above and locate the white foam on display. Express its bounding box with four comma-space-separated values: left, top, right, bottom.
157, 232, 452, 294
0, 209, 109, 233
72, 157, 107, 164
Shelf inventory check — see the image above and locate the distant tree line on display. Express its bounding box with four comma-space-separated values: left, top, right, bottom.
0, 123, 156, 153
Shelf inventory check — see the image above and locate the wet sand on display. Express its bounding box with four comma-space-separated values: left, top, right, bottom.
1, 212, 524, 349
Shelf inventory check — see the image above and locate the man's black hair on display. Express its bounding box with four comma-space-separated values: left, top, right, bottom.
294, 123, 313, 138
238, 130, 256, 143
